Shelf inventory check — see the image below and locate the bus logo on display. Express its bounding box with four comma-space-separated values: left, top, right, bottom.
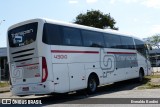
13, 35, 23, 44
100, 49, 115, 72
11, 29, 33, 44
11, 64, 23, 82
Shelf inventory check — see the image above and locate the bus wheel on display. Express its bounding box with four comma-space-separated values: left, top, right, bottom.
87, 75, 97, 94
138, 70, 144, 82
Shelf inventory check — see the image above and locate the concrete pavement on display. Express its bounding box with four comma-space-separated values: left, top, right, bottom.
0, 86, 10, 93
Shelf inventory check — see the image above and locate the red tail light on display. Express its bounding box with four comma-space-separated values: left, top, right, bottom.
42, 57, 48, 82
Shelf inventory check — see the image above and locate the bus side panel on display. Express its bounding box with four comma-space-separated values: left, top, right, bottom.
53, 64, 69, 93
101, 48, 139, 83
84, 62, 104, 85
68, 63, 86, 91
125, 67, 139, 79
147, 60, 152, 75
137, 54, 147, 75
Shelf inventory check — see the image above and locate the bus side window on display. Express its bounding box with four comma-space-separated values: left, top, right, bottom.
104, 33, 122, 49
43, 23, 62, 45
81, 30, 104, 48
62, 27, 82, 46
135, 39, 147, 57
120, 36, 135, 50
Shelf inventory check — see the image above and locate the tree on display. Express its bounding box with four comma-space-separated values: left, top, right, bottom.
74, 10, 118, 30
145, 34, 160, 49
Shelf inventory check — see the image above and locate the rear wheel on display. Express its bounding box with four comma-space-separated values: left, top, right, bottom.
138, 70, 144, 82
87, 75, 97, 94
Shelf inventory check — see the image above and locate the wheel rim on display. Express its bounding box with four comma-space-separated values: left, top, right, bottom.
89, 78, 96, 92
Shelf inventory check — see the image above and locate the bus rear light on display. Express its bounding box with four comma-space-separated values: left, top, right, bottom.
42, 57, 48, 82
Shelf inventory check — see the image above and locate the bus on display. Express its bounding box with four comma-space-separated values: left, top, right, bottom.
7, 18, 152, 96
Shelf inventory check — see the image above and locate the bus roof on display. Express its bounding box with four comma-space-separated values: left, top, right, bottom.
8, 18, 143, 41
43, 18, 142, 41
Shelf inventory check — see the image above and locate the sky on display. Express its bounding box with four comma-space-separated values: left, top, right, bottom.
0, 0, 160, 47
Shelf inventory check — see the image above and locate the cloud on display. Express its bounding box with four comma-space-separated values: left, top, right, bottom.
86, 0, 98, 4
121, 0, 138, 4
142, 0, 160, 9
69, 0, 78, 4
109, 0, 138, 4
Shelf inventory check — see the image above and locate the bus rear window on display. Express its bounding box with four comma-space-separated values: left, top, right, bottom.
8, 22, 38, 47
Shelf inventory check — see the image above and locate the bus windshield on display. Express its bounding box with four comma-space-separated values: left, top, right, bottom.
8, 22, 38, 47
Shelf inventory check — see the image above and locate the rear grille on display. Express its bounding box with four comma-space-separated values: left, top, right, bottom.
10, 47, 39, 79
11, 48, 34, 54
11, 48, 35, 62
13, 53, 33, 59
14, 58, 32, 62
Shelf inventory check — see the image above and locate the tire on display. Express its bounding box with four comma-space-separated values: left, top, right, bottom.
87, 75, 97, 94
138, 70, 144, 82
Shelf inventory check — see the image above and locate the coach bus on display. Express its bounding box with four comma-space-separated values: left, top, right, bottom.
7, 18, 152, 96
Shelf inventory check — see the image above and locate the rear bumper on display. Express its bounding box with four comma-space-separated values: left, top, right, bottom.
10, 81, 54, 96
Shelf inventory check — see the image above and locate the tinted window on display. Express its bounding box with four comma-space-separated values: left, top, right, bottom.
104, 33, 122, 48
121, 36, 135, 49
62, 27, 82, 46
43, 23, 62, 45
82, 30, 104, 47
135, 39, 147, 57
8, 22, 38, 47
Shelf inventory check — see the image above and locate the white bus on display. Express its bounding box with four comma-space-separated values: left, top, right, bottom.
7, 18, 152, 96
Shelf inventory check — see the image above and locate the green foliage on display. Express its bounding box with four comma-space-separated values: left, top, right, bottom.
74, 10, 118, 30
0, 82, 9, 87
138, 75, 160, 89
145, 75, 160, 78
145, 34, 160, 49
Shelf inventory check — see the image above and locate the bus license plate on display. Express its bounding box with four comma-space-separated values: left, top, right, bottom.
22, 87, 29, 91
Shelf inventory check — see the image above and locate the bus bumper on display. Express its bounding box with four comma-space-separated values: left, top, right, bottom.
10, 81, 54, 96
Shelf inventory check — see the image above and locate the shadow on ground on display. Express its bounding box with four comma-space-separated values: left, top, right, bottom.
26, 78, 150, 105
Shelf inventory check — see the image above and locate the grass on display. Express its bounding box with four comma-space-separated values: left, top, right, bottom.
0, 82, 10, 88
137, 75, 160, 89
145, 75, 160, 79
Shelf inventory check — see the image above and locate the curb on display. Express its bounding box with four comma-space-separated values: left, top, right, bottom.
0, 87, 10, 93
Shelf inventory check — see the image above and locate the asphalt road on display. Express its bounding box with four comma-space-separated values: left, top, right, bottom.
0, 79, 160, 107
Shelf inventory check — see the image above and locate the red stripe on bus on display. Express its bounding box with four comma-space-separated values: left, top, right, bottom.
17, 63, 39, 67
51, 50, 99, 54
107, 52, 136, 54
